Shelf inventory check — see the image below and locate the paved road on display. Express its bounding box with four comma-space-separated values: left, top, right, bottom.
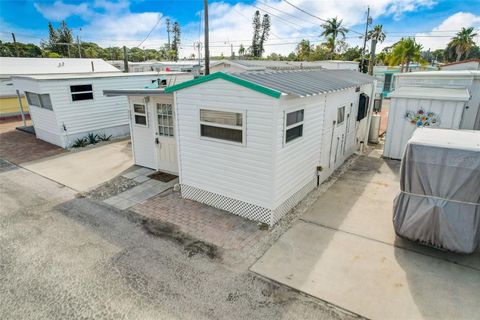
0, 159, 353, 320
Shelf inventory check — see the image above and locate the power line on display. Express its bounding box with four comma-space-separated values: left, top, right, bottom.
135, 13, 165, 48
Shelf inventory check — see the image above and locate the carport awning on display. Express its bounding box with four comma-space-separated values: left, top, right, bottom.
103, 88, 169, 97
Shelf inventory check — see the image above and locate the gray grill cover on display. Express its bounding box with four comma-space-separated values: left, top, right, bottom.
393, 128, 480, 253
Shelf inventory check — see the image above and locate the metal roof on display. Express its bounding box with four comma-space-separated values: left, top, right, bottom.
165, 70, 374, 98
11, 71, 186, 81
0, 57, 119, 77
230, 69, 375, 97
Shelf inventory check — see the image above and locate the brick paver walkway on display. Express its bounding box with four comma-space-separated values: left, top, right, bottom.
131, 192, 265, 251
0, 120, 65, 164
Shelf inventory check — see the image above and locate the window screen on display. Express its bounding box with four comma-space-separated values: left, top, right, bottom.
337, 106, 345, 125
25, 92, 40, 107
39, 94, 52, 110
133, 104, 147, 126
199, 109, 243, 143
70, 84, 93, 101
284, 109, 304, 144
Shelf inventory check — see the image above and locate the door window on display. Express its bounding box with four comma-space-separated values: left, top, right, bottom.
157, 103, 174, 137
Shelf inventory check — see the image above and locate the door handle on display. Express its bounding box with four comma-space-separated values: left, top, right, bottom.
155, 137, 159, 145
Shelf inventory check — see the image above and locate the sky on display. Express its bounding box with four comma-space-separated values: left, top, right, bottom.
0, 0, 479, 58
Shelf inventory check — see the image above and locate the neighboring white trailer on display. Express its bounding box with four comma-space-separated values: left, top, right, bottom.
12, 72, 191, 148
383, 87, 470, 160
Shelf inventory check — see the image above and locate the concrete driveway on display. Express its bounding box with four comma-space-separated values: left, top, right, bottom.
0, 159, 355, 320
251, 155, 480, 320
22, 140, 133, 191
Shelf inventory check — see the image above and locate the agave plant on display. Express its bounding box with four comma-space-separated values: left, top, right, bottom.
72, 137, 88, 148
86, 133, 99, 144
97, 132, 113, 141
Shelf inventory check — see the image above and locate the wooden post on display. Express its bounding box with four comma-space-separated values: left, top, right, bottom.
204, 0, 210, 75
16, 90, 26, 127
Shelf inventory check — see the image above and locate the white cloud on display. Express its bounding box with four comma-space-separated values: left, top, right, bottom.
34, 1, 91, 21
179, 0, 439, 57
29, 0, 458, 58
415, 12, 480, 50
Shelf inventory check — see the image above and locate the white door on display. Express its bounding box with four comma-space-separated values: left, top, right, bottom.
130, 97, 156, 169
154, 101, 178, 174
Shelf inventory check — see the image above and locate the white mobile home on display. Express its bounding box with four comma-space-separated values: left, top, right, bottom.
0, 57, 120, 118
106, 70, 375, 225
13, 72, 192, 148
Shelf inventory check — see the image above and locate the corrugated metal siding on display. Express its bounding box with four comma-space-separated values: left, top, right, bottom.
39, 75, 160, 135
384, 97, 465, 159
176, 78, 278, 209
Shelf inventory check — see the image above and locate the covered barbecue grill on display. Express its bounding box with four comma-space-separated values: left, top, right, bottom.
393, 128, 480, 253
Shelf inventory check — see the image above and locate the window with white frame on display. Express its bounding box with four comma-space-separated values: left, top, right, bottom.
70, 84, 93, 101
25, 92, 53, 110
133, 104, 147, 126
337, 106, 345, 125
285, 109, 304, 144
199, 109, 243, 143
157, 103, 174, 136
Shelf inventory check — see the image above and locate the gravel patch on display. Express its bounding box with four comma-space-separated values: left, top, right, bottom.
81, 176, 139, 200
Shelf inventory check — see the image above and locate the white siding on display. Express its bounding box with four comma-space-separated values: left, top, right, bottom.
175, 78, 278, 209
384, 97, 465, 160
273, 86, 371, 209
40, 75, 158, 135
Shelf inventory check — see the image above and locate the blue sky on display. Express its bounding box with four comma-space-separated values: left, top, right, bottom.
1, 0, 479, 57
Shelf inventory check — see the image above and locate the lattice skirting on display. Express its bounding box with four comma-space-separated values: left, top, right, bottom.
181, 179, 317, 226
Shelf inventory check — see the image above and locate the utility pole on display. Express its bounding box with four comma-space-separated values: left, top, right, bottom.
230, 43, 234, 59
194, 41, 203, 66
166, 19, 171, 49
123, 46, 129, 73
11, 33, 19, 57
368, 38, 377, 75
77, 35, 82, 58
360, 6, 371, 73
204, 0, 210, 75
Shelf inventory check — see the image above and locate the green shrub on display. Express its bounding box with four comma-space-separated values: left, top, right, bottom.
72, 137, 88, 148
97, 132, 112, 141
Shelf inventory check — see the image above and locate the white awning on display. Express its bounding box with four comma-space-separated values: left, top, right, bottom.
389, 86, 471, 101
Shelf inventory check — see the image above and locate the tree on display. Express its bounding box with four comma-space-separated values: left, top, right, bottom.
446, 27, 478, 62
385, 38, 424, 72
342, 46, 362, 61
251, 11, 262, 57
258, 14, 271, 57
172, 21, 181, 61
320, 17, 348, 55
367, 25, 386, 74
238, 44, 245, 58
296, 39, 312, 60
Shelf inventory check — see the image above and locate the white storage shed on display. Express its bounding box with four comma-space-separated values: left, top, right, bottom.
106, 70, 375, 225
383, 87, 471, 160
12, 72, 192, 148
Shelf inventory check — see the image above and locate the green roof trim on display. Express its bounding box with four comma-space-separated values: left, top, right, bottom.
164, 72, 282, 99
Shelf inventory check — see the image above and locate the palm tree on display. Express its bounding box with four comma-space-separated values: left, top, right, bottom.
367, 25, 386, 43
367, 25, 386, 74
386, 38, 424, 72
320, 17, 348, 56
447, 27, 478, 62
238, 44, 245, 58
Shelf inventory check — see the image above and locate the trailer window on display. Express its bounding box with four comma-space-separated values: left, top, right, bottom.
200, 109, 244, 143
133, 104, 147, 126
337, 106, 345, 125
285, 109, 304, 144
25, 92, 53, 110
70, 84, 93, 101
157, 103, 174, 136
